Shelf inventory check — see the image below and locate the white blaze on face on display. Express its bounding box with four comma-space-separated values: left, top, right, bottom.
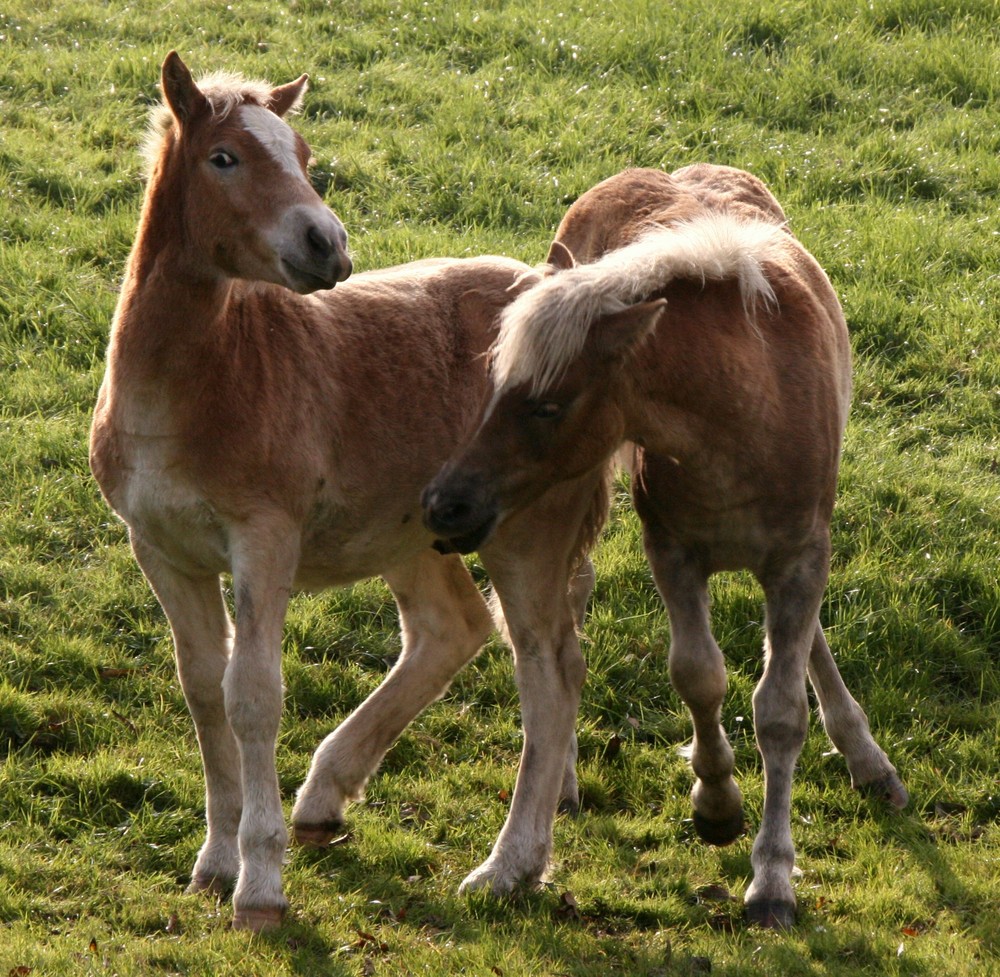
238, 104, 308, 184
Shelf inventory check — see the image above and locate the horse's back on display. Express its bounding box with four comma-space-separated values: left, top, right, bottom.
554, 164, 788, 264
305, 255, 535, 432
670, 163, 787, 226
549, 165, 850, 546
320, 254, 532, 348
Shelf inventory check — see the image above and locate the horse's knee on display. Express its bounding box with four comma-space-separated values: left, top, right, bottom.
556, 637, 587, 696
669, 647, 726, 715
223, 659, 282, 742
752, 679, 808, 754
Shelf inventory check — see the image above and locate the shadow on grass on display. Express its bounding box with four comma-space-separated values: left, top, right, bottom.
879, 808, 999, 960
222, 790, 998, 977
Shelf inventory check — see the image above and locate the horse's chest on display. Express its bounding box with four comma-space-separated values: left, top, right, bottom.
102, 436, 231, 574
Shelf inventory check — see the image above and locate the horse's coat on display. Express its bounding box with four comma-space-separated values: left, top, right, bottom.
91, 53, 606, 930
423, 165, 908, 927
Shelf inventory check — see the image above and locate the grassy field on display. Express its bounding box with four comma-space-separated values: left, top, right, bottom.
2, 0, 999, 973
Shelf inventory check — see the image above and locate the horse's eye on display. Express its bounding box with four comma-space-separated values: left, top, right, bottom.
209, 151, 237, 169
531, 401, 562, 420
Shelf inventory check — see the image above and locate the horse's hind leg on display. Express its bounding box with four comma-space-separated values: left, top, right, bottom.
808, 625, 907, 807
745, 541, 832, 930
292, 549, 493, 845
644, 538, 745, 846
130, 536, 243, 898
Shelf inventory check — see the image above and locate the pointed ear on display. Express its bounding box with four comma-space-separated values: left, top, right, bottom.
268, 74, 309, 116
161, 51, 209, 126
546, 239, 576, 271
592, 299, 667, 362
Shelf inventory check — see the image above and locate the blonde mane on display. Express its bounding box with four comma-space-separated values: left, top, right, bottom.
491, 213, 788, 395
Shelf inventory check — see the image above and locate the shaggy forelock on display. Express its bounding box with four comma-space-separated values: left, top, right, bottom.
491, 214, 787, 396
141, 70, 299, 176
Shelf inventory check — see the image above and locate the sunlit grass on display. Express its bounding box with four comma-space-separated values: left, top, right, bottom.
1, 0, 999, 973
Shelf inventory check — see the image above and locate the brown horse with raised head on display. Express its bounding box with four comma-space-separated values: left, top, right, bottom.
423, 165, 908, 928
91, 53, 605, 930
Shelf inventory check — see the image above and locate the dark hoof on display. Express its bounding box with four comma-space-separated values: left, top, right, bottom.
292, 819, 346, 848
861, 773, 909, 810
745, 899, 796, 930
187, 875, 235, 898
693, 809, 746, 847
557, 796, 580, 817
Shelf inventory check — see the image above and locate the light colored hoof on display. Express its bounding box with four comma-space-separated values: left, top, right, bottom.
232, 906, 285, 932
459, 860, 540, 897
460, 866, 510, 896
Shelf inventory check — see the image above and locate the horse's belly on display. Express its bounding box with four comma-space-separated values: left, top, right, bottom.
101, 443, 434, 589
294, 501, 433, 591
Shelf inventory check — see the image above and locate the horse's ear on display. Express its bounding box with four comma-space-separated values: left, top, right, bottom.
268, 75, 309, 117
161, 51, 208, 125
592, 299, 667, 362
546, 240, 576, 271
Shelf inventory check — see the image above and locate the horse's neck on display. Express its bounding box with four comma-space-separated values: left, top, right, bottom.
109, 258, 232, 369
105, 233, 321, 426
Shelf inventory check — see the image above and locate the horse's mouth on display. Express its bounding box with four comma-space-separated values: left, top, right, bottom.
429, 516, 498, 556
282, 259, 348, 293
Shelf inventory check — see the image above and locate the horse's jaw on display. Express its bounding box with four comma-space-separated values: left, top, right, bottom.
421, 475, 500, 556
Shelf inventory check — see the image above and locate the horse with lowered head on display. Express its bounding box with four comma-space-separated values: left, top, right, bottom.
90, 53, 606, 930
423, 165, 909, 928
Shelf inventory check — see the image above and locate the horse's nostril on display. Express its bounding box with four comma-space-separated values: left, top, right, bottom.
439, 501, 471, 525
307, 224, 333, 259
423, 488, 476, 533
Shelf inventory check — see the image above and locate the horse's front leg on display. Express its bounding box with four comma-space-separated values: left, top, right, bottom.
461, 483, 597, 895
225, 524, 299, 932
461, 586, 584, 895
746, 541, 830, 929
293, 549, 494, 845
130, 535, 242, 896
484, 552, 595, 819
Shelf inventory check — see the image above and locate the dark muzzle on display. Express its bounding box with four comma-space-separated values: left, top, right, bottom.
421, 474, 499, 555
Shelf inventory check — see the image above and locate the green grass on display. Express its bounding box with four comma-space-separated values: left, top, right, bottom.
2, 0, 999, 973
